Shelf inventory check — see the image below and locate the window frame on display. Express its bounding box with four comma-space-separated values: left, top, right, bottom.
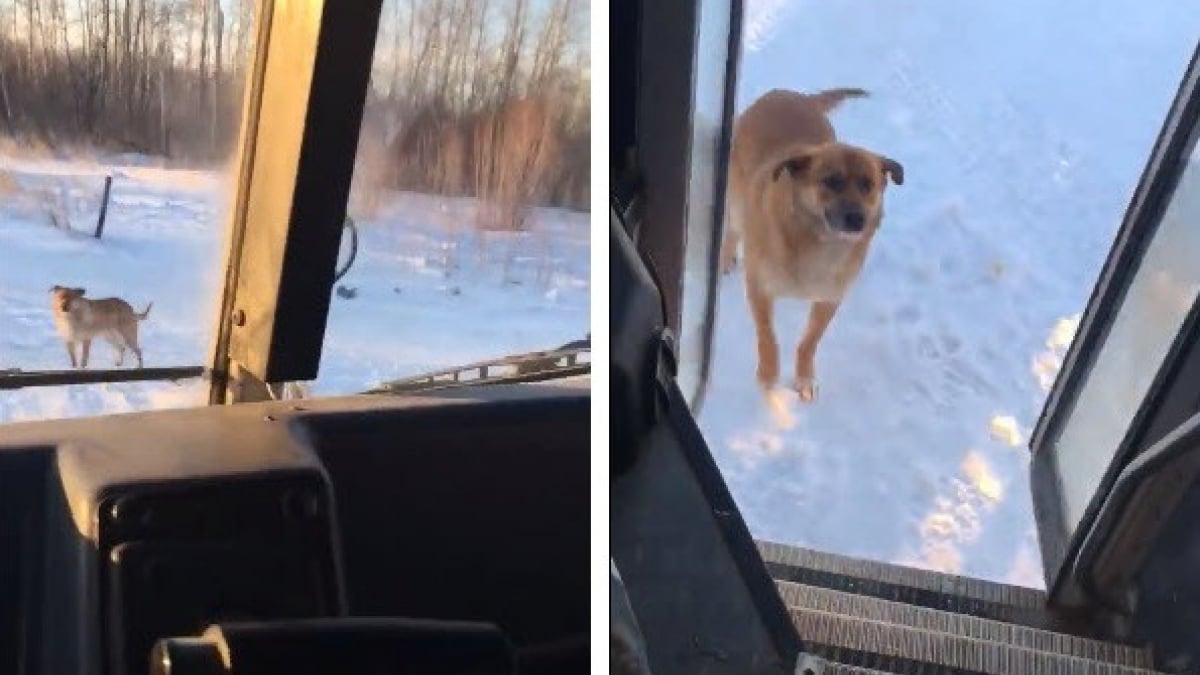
633, 0, 743, 411
207, 0, 383, 403
677, 0, 745, 411
1029, 40, 1200, 599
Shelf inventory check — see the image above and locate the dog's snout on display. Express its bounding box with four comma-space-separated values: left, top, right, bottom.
822, 205, 869, 237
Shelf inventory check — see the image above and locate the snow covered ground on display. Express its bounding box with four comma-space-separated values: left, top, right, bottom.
697, 0, 1200, 587
0, 155, 589, 422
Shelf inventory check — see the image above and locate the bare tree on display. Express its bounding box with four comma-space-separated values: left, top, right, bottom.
0, 0, 588, 212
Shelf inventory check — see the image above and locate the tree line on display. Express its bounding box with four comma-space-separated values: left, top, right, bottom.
0, 0, 590, 216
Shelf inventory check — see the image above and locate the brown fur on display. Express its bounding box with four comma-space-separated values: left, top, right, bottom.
49, 285, 152, 369
720, 88, 904, 401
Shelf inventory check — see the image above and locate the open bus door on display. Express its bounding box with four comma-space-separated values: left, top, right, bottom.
610, 0, 1200, 670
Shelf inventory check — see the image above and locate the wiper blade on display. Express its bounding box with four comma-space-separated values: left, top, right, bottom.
364, 338, 590, 395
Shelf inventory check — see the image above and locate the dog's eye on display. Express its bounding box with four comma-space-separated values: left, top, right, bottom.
858, 177, 874, 192
823, 175, 846, 192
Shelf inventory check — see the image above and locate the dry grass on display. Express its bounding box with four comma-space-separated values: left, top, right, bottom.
0, 168, 18, 196
380, 96, 584, 232
472, 98, 562, 232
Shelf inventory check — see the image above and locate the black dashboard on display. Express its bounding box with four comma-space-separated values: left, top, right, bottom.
0, 380, 590, 675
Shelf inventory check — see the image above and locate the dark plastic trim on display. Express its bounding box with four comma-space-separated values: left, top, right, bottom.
1073, 409, 1200, 607
664, 378, 804, 664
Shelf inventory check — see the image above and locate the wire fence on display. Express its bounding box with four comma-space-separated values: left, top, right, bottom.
0, 167, 114, 237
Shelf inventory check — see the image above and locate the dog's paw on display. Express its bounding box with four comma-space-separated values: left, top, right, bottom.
762, 386, 798, 430
793, 377, 818, 403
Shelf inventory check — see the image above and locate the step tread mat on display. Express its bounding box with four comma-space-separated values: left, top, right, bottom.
758, 540, 1059, 630
778, 581, 1151, 669
791, 608, 1165, 675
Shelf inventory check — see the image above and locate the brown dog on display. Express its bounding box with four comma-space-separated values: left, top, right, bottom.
49, 285, 152, 369
721, 88, 903, 402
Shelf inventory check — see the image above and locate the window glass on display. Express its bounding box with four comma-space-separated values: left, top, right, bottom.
315, 0, 591, 395
678, 0, 733, 403
679, 0, 1200, 587
0, 381, 207, 423
0, 0, 257, 422
1055, 143, 1200, 533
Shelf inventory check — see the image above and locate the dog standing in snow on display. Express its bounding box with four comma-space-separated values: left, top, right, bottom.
721, 88, 904, 402
49, 285, 152, 369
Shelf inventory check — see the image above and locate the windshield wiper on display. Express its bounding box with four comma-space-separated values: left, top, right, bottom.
364, 335, 590, 395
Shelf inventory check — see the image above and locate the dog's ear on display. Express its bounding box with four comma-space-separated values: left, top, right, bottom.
772, 153, 813, 181
50, 285, 62, 293
73, 287, 86, 296
879, 156, 904, 186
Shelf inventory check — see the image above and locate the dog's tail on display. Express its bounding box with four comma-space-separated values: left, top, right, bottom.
135, 302, 153, 320
808, 87, 869, 113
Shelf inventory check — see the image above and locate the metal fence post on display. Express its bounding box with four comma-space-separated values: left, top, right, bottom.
94, 174, 113, 239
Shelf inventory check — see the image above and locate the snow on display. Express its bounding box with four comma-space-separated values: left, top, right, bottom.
696, 0, 1200, 587
0, 156, 589, 423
